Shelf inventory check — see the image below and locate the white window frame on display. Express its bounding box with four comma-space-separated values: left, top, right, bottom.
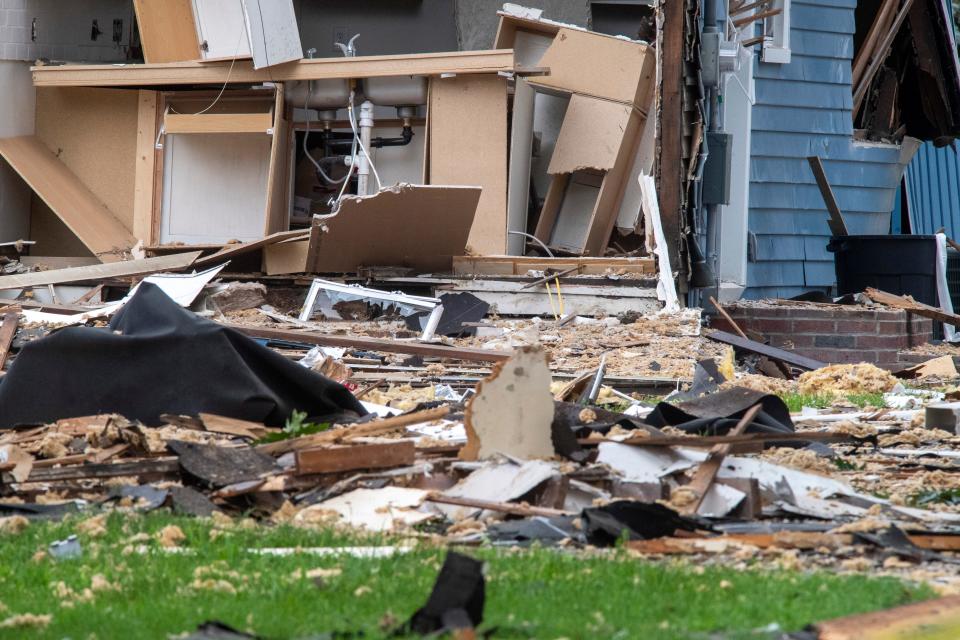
761, 0, 792, 64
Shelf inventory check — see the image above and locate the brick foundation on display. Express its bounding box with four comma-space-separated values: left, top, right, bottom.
710, 301, 933, 369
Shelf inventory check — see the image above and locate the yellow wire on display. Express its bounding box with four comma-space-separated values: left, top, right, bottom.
554, 276, 565, 316
545, 279, 559, 321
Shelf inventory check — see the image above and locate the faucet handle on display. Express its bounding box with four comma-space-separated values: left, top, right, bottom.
334, 33, 360, 57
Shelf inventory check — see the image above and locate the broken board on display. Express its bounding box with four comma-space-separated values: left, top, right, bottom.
0, 252, 201, 291
306, 185, 481, 273
0, 135, 137, 262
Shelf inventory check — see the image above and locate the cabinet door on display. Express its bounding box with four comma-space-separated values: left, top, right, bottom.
192, 0, 251, 59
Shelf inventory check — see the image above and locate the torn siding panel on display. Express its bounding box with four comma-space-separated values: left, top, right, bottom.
745, 0, 910, 297
904, 142, 960, 235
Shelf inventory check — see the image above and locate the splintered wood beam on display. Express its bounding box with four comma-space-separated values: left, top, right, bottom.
0, 311, 18, 370
0, 252, 201, 291
864, 287, 960, 327
852, 0, 899, 86
853, 0, 916, 114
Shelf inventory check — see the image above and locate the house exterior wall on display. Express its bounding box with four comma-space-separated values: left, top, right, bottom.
745, 0, 907, 299
903, 141, 960, 236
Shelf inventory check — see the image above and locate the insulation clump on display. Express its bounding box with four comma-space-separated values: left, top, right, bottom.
797, 363, 897, 397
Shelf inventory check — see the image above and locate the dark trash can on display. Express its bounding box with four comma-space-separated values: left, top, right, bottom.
827, 235, 938, 306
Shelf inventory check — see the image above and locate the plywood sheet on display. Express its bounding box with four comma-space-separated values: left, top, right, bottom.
307, 185, 481, 273
133, 90, 159, 245
547, 95, 633, 175
428, 75, 507, 256
0, 136, 137, 262
133, 0, 202, 63
263, 239, 308, 275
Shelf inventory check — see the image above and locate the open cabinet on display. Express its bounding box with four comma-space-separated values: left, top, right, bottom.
147, 86, 290, 247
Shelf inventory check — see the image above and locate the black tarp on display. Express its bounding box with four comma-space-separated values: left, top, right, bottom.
0, 283, 366, 428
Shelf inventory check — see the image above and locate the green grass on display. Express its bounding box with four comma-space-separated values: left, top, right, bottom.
0, 511, 935, 639
780, 392, 886, 412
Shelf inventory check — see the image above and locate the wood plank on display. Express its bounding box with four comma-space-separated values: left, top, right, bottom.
807, 156, 848, 236
0, 252, 201, 291
452, 255, 655, 276
164, 112, 273, 134
816, 595, 960, 640
428, 74, 508, 255
656, 0, 685, 277
32, 50, 519, 87
609, 430, 859, 448
133, 90, 159, 245
133, 0, 201, 64
295, 441, 416, 475
0, 135, 137, 262
0, 312, 18, 370
2, 458, 179, 484
852, 0, 899, 87
864, 287, 960, 327
853, 0, 916, 114
199, 413, 271, 440
706, 330, 826, 370
229, 324, 513, 363
263, 86, 289, 235
193, 229, 309, 267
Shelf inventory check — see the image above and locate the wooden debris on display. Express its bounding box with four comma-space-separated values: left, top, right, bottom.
680, 404, 761, 515
424, 493, 574, 518
707, 330, 826, 370
865, 287, 960, 327
295, 441, 416, 476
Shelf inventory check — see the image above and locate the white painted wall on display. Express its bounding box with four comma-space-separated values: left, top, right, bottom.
0, 60, 35, 241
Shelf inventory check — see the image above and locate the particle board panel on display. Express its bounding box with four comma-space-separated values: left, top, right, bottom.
0, 136, 136, 262
133, 0, 202, 63
547, 95, 634, 175
428, 74, 508, 255
35, 88, 139, 233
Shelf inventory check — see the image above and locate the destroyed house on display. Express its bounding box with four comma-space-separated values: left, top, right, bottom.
716, 0, 960, 300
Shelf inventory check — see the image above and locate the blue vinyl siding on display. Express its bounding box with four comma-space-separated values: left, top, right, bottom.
903, 142, 960, 235
743, 0, 908, 298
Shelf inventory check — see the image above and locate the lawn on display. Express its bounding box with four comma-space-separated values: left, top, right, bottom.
0, 511, 934, 639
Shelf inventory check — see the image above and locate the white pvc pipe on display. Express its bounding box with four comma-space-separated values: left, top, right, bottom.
357, 100, 375, 195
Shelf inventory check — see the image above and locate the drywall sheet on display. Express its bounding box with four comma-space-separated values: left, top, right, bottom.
506, 79, 535, 255
0, 136, 136, 262
308, 185, 481, 273
133, 0, 201, 63
547, 94, 634, 175
160, 132, 271, 244
428, 74, 507, 255
241, 0, 302, 69
548, 171, 603, 252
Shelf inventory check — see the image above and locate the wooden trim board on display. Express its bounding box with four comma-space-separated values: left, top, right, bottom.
0, 252, 201, 290
263, 85, 289, 235
452, 256, 655, 275
0, 135, 137, 262
32, 50, 518, 87
194, 229, 309, 268
164, 112, 273, 134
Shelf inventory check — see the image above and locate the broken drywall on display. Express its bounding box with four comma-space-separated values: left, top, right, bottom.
461, 346, 556, 460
